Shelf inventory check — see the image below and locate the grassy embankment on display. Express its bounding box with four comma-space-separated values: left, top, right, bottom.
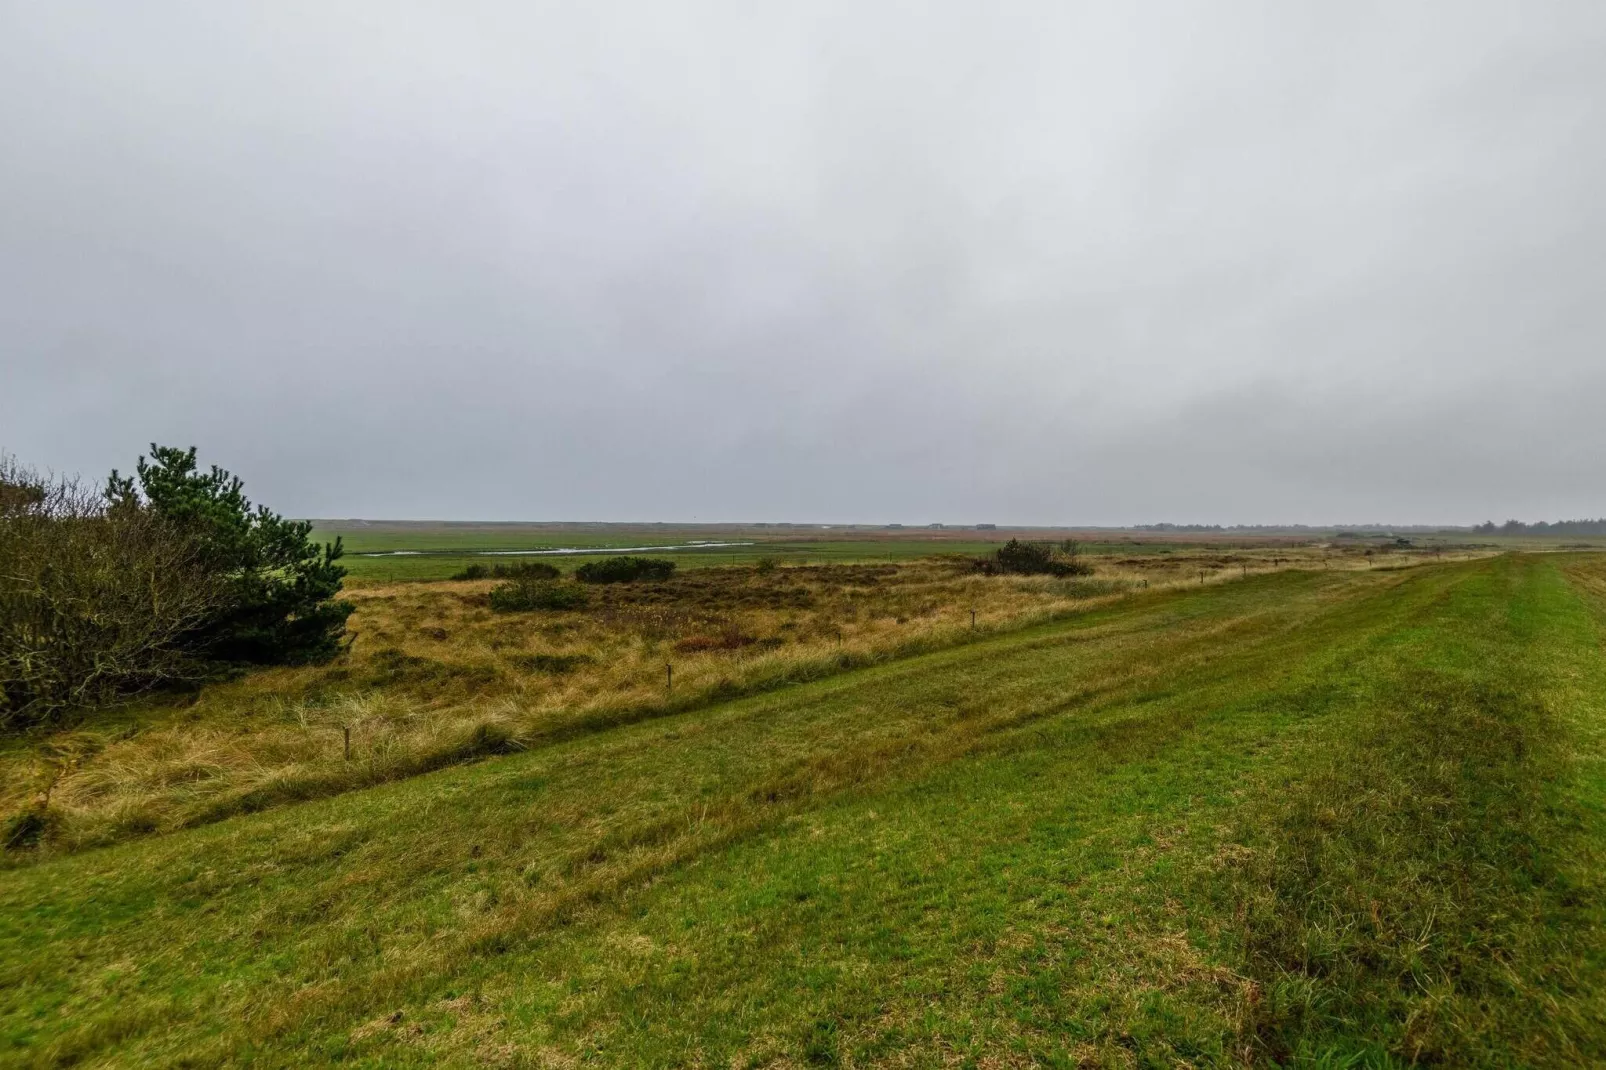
3, 552, 1602, 1065
0, 546, 1470, 857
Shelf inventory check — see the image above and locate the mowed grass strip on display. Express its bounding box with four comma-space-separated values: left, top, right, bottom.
1191, 554, 1606, 1066
1, 557, 1602, 1066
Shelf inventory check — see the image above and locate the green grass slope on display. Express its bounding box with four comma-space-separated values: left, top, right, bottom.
3, 556, 1604, 1066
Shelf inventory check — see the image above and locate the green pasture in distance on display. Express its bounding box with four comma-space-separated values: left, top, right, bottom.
308, 523, 1251, 583
329, 540, 1008, 582
308, 521, 1019, 582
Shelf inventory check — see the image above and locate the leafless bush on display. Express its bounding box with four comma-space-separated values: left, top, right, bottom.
0, 457, 225, 730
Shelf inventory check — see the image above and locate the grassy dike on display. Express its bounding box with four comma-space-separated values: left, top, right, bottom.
2, 556, 1602, 1066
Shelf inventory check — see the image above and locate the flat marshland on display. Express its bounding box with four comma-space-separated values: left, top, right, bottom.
4, 539, 1604, 1066
313, 522, 1488, 583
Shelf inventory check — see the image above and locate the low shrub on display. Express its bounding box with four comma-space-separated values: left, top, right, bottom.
498, 561, 560, 580
574, 557, 676, 584
488, 580, 590, 612
973, 538, 1094, 578
454, 561, 560, 581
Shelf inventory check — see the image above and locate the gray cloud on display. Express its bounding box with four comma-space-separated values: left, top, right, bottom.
3, 1, 1603, 524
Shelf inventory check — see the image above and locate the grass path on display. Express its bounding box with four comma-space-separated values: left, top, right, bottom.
2, 556, 1603, 1066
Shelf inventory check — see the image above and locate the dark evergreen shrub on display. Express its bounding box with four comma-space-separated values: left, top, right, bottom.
454, 562, 560, 581
975, 538, 1094, 577
494, 561, 560, 580
106, 446, 353, 664
574, 556, 676, 584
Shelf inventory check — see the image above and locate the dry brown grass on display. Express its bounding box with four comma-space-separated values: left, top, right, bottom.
1, 546, 1484, 856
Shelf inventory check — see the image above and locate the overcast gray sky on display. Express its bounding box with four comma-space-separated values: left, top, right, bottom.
3, 2, 1602, 525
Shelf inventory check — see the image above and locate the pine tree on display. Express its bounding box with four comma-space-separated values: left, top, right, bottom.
109, 445, 353, 664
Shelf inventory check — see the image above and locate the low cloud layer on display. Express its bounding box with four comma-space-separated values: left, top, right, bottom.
4, 2, 1603, 524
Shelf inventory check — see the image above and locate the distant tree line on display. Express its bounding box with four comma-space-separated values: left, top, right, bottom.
1473, 519, 1606, 536
1, 447, 352, 730
1137, 523, 1230, 532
